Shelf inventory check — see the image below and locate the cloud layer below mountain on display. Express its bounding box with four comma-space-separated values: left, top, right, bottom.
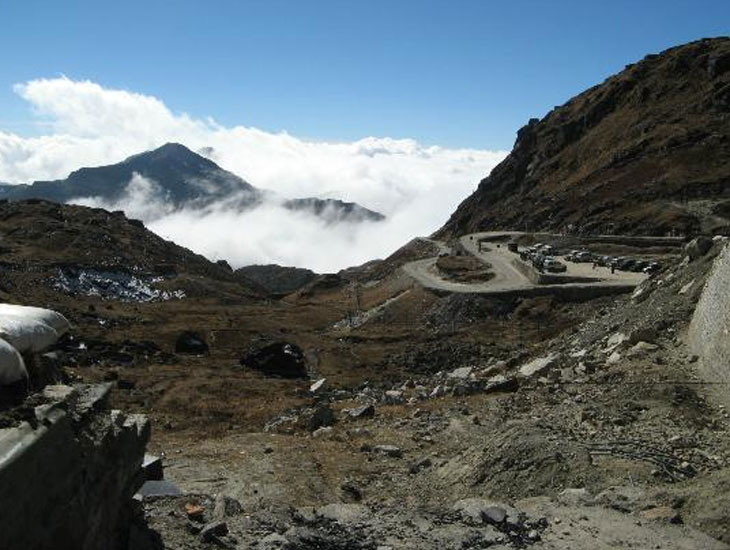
0, 77, 507, 271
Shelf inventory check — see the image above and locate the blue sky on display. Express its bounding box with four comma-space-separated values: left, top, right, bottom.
1, 0, 728, 149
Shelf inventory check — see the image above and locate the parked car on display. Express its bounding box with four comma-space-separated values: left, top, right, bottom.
618, 258, 638, 271
643, 262, 661, 274
573, 251, 594, 263
544, 259, 567, 273
531, 254, 546, 269
630, 260, 649, 273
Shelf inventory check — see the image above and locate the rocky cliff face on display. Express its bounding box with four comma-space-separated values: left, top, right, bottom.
438, 37, 730, 238
0, 383, 149, 550
689, 240, 730, 406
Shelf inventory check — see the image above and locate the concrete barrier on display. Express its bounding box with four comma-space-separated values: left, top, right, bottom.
689, 242, 730, 406
0, 384, 149, 550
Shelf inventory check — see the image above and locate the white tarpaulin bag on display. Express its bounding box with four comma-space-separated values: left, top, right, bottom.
0, 316, 59, 353
0, 304, 70, 335
0, 338, 27, 385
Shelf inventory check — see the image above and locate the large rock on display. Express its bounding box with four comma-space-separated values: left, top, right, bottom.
175, 331, 209, 354
518, 353, 558, 378
240, 342, 307, 378
349, 404, 375, 419
452, 498, 514, 526
689, 242, 730, 407
298, 404, 335, 432
628, 327, 657, 344
685, 236, 713, 260
0, 383, 149, 550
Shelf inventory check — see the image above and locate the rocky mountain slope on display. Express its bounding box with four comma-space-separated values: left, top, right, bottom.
0, 199, 265, 304
439, 37, 730, 238
0, 143, 385, 223
235, 264, 317, 295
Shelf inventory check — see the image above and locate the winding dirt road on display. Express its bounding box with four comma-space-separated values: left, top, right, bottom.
401, 232, 646, 296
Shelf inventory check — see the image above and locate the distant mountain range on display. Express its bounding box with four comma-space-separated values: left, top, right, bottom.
0, 143, 385, 224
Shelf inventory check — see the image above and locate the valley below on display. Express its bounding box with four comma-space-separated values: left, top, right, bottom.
2, 199, 730, 549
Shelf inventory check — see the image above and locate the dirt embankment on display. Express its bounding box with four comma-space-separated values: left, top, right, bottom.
435, 255, 494, 283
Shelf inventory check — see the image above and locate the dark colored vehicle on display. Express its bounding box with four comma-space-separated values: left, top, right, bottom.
544, 259, 567, 273
630, 260, 649, 273
643, 262, 661, 274
618, 258, 636, 271
572, 251, 594, 263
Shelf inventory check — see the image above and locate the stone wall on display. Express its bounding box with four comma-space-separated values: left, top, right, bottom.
689, 242, 730, 406
0, 383, 149, 550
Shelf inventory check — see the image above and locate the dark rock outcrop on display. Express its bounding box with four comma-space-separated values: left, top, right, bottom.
240, 342, 308, 378
175, 331, 209, 355
0, 383, 149, 550
283, 197, 385, 223
235, 264, 317, 295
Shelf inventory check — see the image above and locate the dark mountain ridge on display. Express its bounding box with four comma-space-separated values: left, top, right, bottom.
0, 143, 384, 223
438, 37, 730, 238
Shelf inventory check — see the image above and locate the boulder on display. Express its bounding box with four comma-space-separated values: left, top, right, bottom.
212, 495, 243, 518
678, 279, 695, 295
685, 236, 713, 260
484, 374, 519, 393
373, 445, 403, 458
628, 327, 657, 344
309, 378, 327, 393
349, 404, 375, 419
175, 331, 209, 355
627, 341, 659, 358
200, 521, 228, 542
383, 390, 405, 404
518, 354, 558, 378
448, 366, 473, 380
452, 498, 514, 526
312, 426, 335, 439
299, 404, 335, 432
240, 342, 307, 378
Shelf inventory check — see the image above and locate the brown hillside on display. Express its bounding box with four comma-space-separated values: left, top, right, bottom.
438, 37, 730, 238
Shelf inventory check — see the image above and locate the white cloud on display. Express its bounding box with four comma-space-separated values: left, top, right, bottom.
73, 172, 175, 221
0, 77, 507, 271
